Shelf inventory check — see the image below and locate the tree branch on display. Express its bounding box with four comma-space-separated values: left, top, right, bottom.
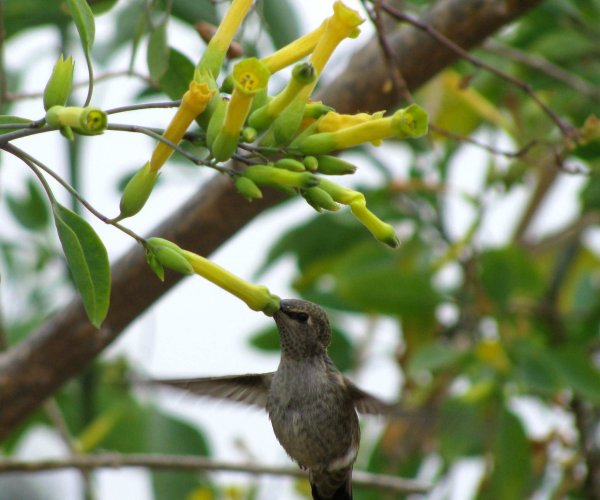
0, 453, 431, 494
0, 0, 544, 440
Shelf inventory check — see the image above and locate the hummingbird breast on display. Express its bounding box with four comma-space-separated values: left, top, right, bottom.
267, 356, 360, 472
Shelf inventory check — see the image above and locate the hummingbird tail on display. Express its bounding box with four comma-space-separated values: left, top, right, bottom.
310, 468, 352, 500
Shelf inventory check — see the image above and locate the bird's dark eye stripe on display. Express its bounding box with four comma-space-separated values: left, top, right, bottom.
286, 310, 309, 322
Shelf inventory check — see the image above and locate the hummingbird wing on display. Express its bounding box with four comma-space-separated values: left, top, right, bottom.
144, 373, 274, 409
344, 378, 404, 416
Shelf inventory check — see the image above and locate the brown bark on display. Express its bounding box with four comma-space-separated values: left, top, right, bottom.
0, 0, 543, 440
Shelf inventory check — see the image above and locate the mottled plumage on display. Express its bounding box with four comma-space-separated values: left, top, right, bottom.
148, 299, 402, 499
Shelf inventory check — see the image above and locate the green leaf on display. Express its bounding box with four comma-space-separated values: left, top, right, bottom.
511, 341, 562, 395
6, 178, 50, 230
0, 115, 31, 134
260, 0, 301, 49
147, 17, 169, 81
65, 0, 96, 105
439, 397, 489, 460
158, 49, 195, 100
547, 346, 600, 403
407, 342, 463, 377
53, 204, 110, 327
479, 246, 543, 309
488, 408, 532, 500
90, 0, 119, 15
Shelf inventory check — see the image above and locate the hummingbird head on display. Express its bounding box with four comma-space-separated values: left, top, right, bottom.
274, 299, 331, 358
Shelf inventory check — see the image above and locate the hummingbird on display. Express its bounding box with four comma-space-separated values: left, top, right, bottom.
148, 299, 403, 499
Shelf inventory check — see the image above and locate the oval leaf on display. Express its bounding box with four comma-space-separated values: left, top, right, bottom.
53, 203, 110, 327
0, 115, 32, 135
147, 17, 169, 81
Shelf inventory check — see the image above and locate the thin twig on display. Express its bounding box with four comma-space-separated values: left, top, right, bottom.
483, 40, 600, 103
5, 70, 154, 103
1, 143, 146, 244
0, 453, 432, 493
106, 123, 235, 175
105, 100, 181, 115
377, 1, 577, 141
429, 123, 539, 159
360, 0, 412, 103
0, 124, 56, 144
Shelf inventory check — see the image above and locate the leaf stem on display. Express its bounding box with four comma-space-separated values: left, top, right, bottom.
1, 143, 146, 244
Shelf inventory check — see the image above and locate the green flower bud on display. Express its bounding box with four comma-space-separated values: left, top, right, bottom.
316, 155, 357, 175
302, 187, 339, 212
272, 99, 306, 145
46, 105, 108, 135
244, 164, 319, 189
211, 131, 239, 162
303, 102, 334, 119
206, 97, 228, 148
235, 176, 263, 201
242, 126, 257, 143
303, 155, 319, 171
275, 157, 306, 172
220, 73, 234, 94
117, 162, 159, 220
43, 55, 75, 111
146, 237, 194, 277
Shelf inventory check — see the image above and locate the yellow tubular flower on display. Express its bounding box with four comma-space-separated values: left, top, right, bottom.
268, 2, 364, 145
295, 104, 428, 155
181, 250, 281, 315
310, 1, 364, 75
261, 20, 327, 74
150, 81, 215, 172
212, 58, 270, 161
317, 110, 385, 133
318, 179, 399, 247
196, 0, 254, 78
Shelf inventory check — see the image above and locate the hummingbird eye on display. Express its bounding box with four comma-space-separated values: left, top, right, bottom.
286, 310, 309, 323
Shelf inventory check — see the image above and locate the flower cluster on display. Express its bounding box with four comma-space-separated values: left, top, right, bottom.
40, 0, 428, 316
119, 0, 428, 247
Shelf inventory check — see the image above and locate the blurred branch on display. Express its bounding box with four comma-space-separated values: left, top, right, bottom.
4, 70, 154, 103
0, 453, 431, 494
483, 40, 600, 103
0, 0, 545, 440
360, 0, 412, 104
43, 399, 97, 500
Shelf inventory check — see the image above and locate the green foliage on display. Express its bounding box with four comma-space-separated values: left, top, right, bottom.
6, 178, 50, 230
52, 204, 110, 328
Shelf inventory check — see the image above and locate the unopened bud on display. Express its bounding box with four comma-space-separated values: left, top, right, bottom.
275, 158, 306, 172
244, 164, 319, 189
316, 155, 356, 175
302, 187, 339, 212
117, 162, 158, 220
235, 176, 263, 201
43, 55, 75, 111
146, 237, 194, 277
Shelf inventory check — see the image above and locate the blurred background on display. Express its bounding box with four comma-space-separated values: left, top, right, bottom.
1, 0, 599, 499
